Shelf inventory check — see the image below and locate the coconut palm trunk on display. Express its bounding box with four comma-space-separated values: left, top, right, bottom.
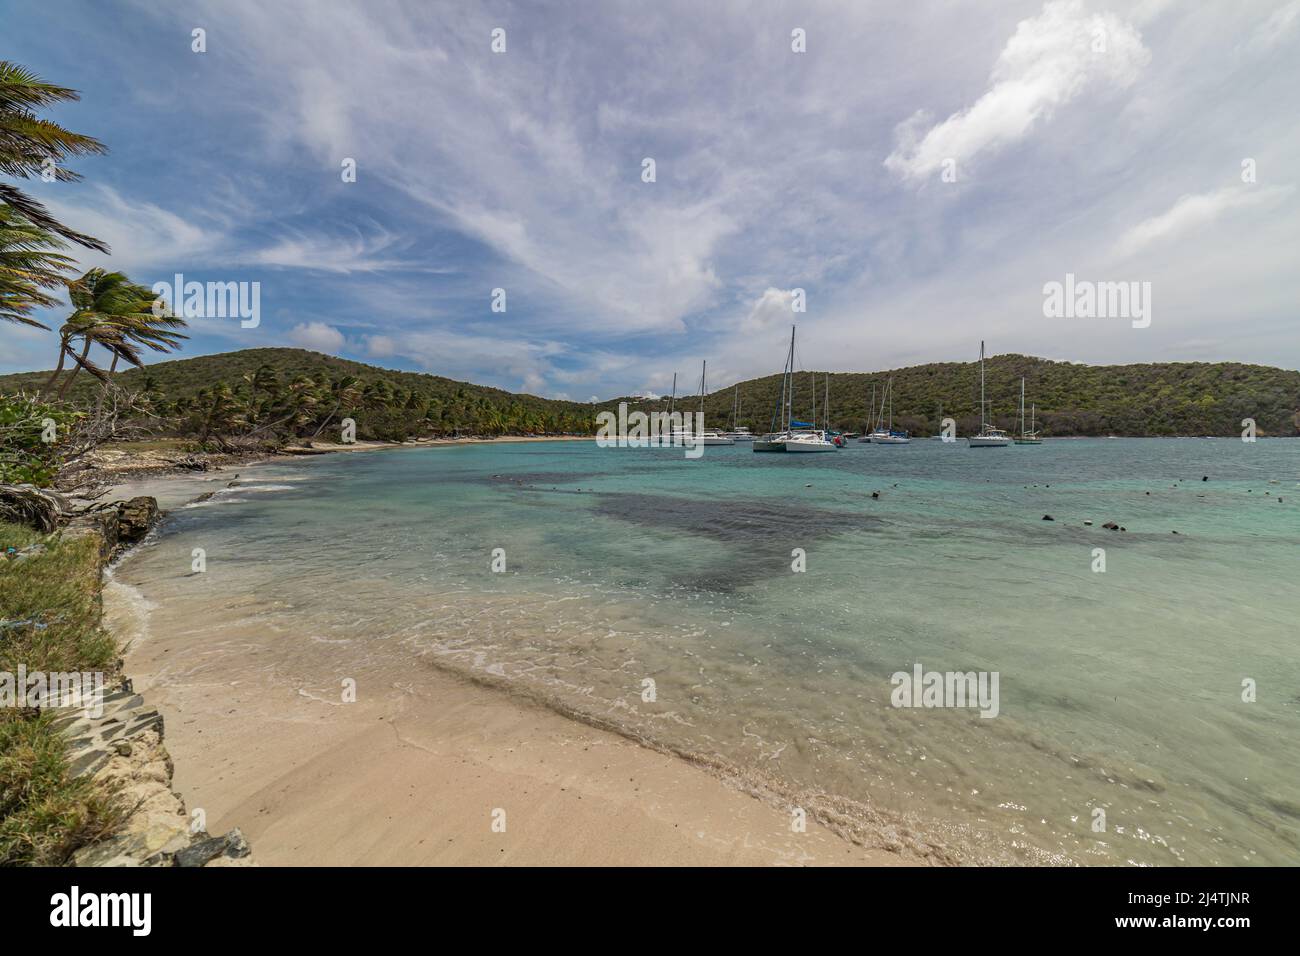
57, 337, 94, 397
42, 340, 69, 394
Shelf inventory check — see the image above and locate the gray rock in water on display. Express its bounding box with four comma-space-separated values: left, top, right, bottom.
1042, 515, 1054, 521
116, 497, 159, 548
175, 829, 251, 867
1101, 521, 1119, 530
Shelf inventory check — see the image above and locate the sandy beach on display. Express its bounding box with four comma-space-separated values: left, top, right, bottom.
109, 593, 913, 866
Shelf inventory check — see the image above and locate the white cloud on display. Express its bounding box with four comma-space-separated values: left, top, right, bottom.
1238, 0, 1300, 55
242, 225, 428, 274
1115, 184, 1295, 257
288, 321, 346, 353
741, 288, 797, 332
885, 0, 1150, 181
42, 184, 218, 272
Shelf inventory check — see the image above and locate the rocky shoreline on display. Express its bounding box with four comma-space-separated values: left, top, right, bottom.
56, 500, 255, 867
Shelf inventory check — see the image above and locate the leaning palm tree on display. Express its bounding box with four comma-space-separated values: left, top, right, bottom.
0, 60, 108, 252
311, 375, 362, 438
0, 205, 75, 327
241, 364, 280, 425
43, 268, 174, 397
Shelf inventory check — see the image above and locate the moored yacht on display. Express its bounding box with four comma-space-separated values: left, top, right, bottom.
872, 379, 910, 444
968, 341, 1010, 447
754, 326, 796, 453
681, 361, 734, 446
783, 427, 837, 452
753, 431, 789, 452
1014, 377, 1042, 445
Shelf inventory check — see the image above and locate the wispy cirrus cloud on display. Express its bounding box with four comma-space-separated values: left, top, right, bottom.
884, 0, 1150, 182
1115, 184, 1295, 257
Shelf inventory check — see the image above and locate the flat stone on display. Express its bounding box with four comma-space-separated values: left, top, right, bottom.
67, 750, 110, 779
72, 821, 189, 866
175, 828, 252, 867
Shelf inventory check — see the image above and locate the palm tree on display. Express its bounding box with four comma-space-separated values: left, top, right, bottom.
311, 375, 362, 438
241, 364, 280, 424
0, 61, 108, 252
0, 205, 74, 327
195, 382, 244, 444
43, 269, 173, 397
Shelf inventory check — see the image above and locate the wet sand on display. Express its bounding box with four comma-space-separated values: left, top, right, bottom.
111, 602, 915, 866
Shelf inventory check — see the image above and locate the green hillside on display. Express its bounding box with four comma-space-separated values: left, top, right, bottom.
0, 348, 599, 441
3, 348, 1298, 440
601, 355, 1300, 438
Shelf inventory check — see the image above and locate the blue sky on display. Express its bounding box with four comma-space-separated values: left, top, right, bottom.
3, 0, 1298, 400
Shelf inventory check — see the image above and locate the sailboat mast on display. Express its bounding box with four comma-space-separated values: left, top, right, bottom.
1020, 376, 1025, 438
787, 325, 796, 430
824, 374, 829, 431
699, 360, 707, 424
669, 372, 676, 417
979, 340, 987, 431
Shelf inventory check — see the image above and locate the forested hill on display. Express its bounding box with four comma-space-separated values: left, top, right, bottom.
600, 355, 1300, 438
0, 348, 600, 438
3, 348, 1298, 438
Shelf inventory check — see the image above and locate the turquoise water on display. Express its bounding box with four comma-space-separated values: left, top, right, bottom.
116, 438, 1300, 864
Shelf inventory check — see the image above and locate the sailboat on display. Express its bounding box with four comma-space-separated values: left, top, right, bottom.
785, 368, 836, 452
754, 328, 795, 452
724, 385, 753, 441
931, 402, 949, 440
967, 341, 1010, 447
872, 378, 911, 444
858, 382, 878, 442
1014, 377, 1042, 444
821, 374, 846, 447
686, 360, 733, 445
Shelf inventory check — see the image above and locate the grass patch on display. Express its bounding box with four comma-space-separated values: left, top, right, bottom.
1, 522, 124, 865
0, 714, 125, 865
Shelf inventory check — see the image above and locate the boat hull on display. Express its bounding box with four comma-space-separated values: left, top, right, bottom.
784, 440, 836, 452
968, 436, 1010, 447
752, 440, 786, 452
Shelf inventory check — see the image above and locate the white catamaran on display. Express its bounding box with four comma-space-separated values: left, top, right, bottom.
967, 341, 1010, 448
785, 368, 835, 453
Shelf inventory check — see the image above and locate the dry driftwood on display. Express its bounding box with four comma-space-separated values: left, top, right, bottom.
0, 483, 70, 533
